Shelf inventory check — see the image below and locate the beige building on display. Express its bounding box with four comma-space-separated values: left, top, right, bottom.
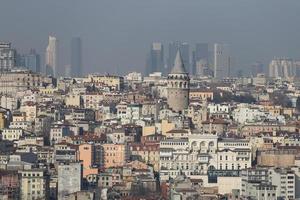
102, 143, 128, 168
85, 74, 124, 90
19, 169, 49, 200
20, 103, 37, 122
189, 89, 214, 101
257, 149, 299, 167
129, 143, 160, 171
65, 94, 81, 108
0, 69, 52, 95
82, 93, 104, 109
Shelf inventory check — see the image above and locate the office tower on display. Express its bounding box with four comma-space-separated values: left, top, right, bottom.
251, 61, 264, 77
24, 49, 41, 73
0, 42, 16, 71
195, 43, 209, 61
71, 37, 82, 77
269, 58, 295, 78
145, 42, 164, 75
214, 43, 230, 79
192, 43, 209, 75
65, 64, 71, 77
45, 36, 58, 77
167, 42, 190, 74
195, 59, 210, 77
167, 50, 190, 113
295, 61, 300, 77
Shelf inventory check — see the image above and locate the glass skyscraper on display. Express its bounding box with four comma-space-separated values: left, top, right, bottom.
71, 37, 82, 77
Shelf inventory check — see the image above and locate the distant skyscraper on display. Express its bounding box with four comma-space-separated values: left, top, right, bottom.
214, 43, 230, 79
168, 42, 190, 74
269, 58, 295, 78
24, 49, 41, 73
145, 42, 164, 75
65, 64, 71, 77
0, 42, 16, 71
45, 36, 58, 77
192, 43, 209, 75
71, 37, 82, 77
195, 59, 211, 77
251, 61, 264, 77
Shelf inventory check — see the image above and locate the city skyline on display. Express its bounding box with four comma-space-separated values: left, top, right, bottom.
1, 0, 300, 75
2, 1, 300, 200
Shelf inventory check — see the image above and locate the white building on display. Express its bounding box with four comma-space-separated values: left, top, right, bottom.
45, 36, 58, 77
0, 42, 16, 71
0, 95, 18, 110
269, 168, 295, 199
232, 104, 266, 124
214, 43, 230, 79
269, 58, 295, 78
50, 124, 71, 145
160, 133, 219, 181
125, 72, 142, 82
217, 139, 252, 170
2, 128, 23, 141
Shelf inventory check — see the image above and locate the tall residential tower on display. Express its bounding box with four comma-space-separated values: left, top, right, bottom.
45, 36, 58, 77
214, 43, 230, 79
71, 37, 82, 77
145, 42, 164, 75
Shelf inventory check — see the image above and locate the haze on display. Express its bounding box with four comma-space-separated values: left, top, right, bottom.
1, 0, 300, 75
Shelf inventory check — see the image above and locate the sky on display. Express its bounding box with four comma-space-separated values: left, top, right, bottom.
1, 0, 300, 75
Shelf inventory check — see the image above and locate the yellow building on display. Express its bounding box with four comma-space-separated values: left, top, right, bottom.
38, 87, 58, 95
0, 111, 6, 129
189, 89, 214, 101
161, 120, 175, 135
86, 74, 124, 90
143, 125, 156, 136
129, 143, 160, 171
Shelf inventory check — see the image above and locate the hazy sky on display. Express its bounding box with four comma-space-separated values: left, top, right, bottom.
1, 0, 300, 75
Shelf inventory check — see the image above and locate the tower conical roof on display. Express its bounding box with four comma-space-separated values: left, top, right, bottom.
171, 50, 187, 74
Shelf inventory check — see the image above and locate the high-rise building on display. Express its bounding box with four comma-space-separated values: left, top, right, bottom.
71, 37, 82, 77
192, 43, 209, 75
251, 61, 264, 77
195, 59, 211, 77
145, 42, 164, 75
269, 58, 295, 78
45, 36, 58, 77
64, 64, 71, 77
214, 43, 230, 79
167, 50, 190, 113
0, 42, 16, 71
24, 49, 41, 73
168, 42, 190, 74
